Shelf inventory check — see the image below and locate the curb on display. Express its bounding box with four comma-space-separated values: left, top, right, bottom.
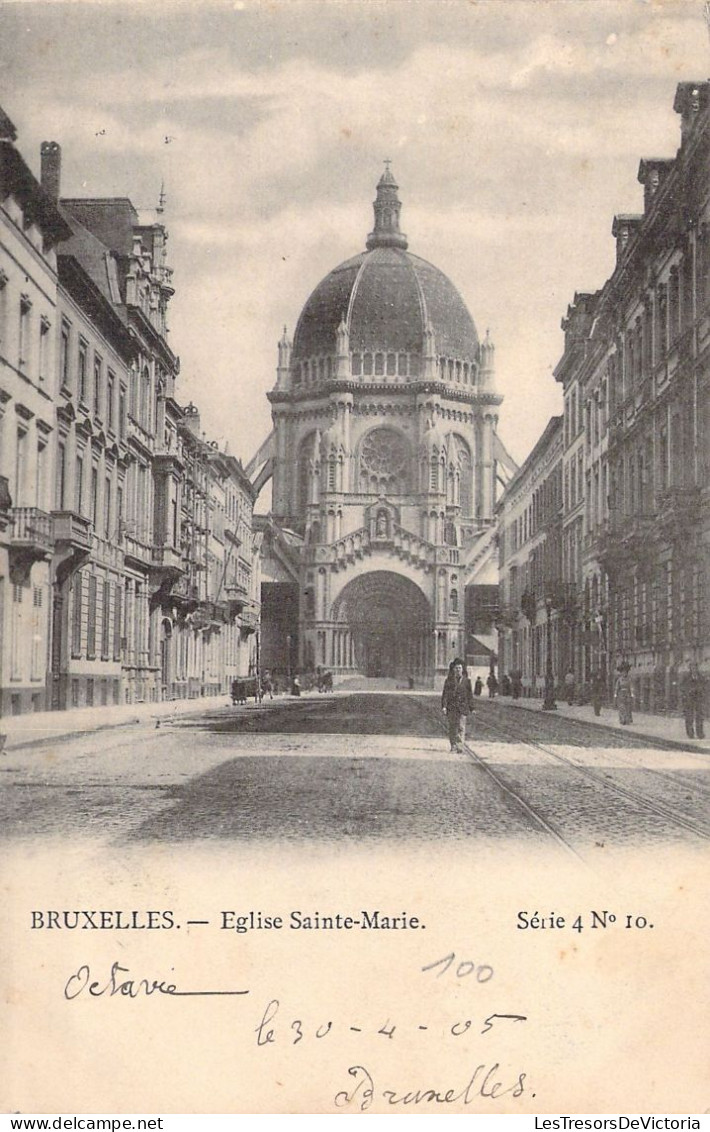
504, 699, 707, 753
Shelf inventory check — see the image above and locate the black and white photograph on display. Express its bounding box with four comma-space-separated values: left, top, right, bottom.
1, 0, 708, 1118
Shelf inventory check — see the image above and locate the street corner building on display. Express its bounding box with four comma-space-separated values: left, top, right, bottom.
496, 81, 710, 713
0, 110, 260, 716
253, 166, 508, 686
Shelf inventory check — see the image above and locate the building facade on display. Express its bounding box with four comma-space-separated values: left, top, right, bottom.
497, 80, 710, 710
496, 417, 564, 695
0, 114, 260, 716
264, 167, 503, 684
0, 113, 71, 715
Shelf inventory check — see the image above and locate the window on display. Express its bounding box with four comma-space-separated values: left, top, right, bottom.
0, 269, 8, 347
90, 466, 98, 527
56, 441, 66, 510
656, 284, 668, 360
87, 574, 97, 658
119, 386, 126, 439
398, 353, 407, 377
15, 427, 27, 504
351, 354, 361, 377
36, 441, 47, 509
75, 455, 84, 514
72, 572, 83, 656
386, 353, 396, 376
78, 342, 88, 403
113, 583, 122, 660
60, 322, 71, 388
374, 352, 384, 376
363, 353, 373, 376
107, 371, 115, 431
39, 317, 51, 381
104, 476, 112, 538
93, 354, 102, 417
142, 366, 150, 427
19, 294, 31, 369
101, 579, 110, 660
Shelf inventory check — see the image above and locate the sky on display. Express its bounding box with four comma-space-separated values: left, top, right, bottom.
2, 0, 709, 491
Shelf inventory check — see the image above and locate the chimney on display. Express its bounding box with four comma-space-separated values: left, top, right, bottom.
40, 141, 61, 199
182, 402, 201, 436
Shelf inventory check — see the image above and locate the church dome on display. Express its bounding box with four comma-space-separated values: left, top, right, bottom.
290, 167, 480, 384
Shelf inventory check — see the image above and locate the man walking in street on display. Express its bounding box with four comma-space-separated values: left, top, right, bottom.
680, 662, 706, 740
442, 658, 475, 753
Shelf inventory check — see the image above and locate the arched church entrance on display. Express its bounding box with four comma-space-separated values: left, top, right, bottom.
332, 571, 433, 683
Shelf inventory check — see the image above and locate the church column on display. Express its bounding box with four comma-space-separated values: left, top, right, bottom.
272, 410, 289, 515
481, 414, 494, 519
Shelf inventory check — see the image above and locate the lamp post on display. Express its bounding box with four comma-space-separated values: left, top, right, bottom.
542, 597, 557, 711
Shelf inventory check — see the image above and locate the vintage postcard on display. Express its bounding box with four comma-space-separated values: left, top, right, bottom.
1, 0, 708, 1117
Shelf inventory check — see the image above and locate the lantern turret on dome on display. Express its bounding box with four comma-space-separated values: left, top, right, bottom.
366, 161, 408, 251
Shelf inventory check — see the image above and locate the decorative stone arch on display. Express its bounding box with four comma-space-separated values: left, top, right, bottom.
296, 430, 319, 515
331, 569, 433, 681
451, 433, 473, 515
365, 497, 400, 542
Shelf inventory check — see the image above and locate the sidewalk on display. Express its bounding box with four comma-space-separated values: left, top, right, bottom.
502, 694, 710, 752
0, 693, 232, 753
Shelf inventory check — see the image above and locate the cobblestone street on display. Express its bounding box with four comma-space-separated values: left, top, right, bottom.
1, 693, 707, 855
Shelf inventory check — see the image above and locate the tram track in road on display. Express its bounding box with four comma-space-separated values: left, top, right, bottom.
420, 701, 584, 859
468, 706, 710, 844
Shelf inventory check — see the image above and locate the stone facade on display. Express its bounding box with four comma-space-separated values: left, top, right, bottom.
496, 80, 710, 712
265, 168, 503, 683
0, 113, 260, 716
0, 114, 71, 715
496, 417, 564, 696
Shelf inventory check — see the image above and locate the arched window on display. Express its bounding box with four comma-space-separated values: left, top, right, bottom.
352, 353, 362, 376
297, 432, 317, 515
328, 456, 337, 491
430, 456, 438, 492
363, 353, 373, 376
450, 589, 459, 614
375, 352, 384, 376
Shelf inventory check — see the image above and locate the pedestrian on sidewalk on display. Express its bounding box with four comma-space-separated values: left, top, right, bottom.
591, 670, 605, 717
564, 669, 575, 706
680, 663, 706, 739
442, 658, 475, 753
474, 675, 483, 696
486, 671, 498, 698
614, 663, 633, 725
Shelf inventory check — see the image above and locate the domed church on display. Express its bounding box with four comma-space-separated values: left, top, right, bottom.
259, 165, 503, 684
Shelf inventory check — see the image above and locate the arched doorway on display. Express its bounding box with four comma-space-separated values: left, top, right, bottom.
332, 571, 433, 682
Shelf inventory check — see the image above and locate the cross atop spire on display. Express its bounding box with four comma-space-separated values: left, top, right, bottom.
367, 162, 408, 251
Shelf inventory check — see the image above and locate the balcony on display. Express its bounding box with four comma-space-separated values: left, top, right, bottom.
9, 507, 54, 582
150, 543, 185, 598
152, 543, 184, 574
52, 510, 92, 552
238, 605, 259, 634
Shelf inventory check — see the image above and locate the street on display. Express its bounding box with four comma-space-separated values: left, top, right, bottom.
2, 693, 708, 855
